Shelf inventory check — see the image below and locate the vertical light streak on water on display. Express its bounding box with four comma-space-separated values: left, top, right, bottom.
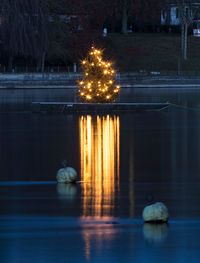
129, 136, 135, 218
116, 116, 120, 191
79, 115, 120, 218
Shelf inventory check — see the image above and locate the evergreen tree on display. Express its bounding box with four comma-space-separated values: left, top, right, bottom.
78, 47, 120, 103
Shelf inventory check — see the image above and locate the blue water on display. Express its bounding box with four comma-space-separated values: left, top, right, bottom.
1, 90, 200, 262
1, 215, 200, 263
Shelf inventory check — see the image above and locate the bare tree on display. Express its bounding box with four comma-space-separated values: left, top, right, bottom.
121, 0, 129, 33
0, 0, 48, 71
110, 0, 163, 34
116, 0, 134, 34
134, 0, 164, 31
176, 0, 200, 60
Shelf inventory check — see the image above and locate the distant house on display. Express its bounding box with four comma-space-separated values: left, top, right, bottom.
161, 1, 200, 26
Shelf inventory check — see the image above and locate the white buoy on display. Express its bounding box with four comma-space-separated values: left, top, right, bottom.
56, 167, 77, 183
142, 202, 169, 223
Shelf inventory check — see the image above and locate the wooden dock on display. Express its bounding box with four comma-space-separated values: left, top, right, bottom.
32, 102, 170, 113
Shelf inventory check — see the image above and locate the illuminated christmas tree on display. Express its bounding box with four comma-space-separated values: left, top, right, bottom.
78, 46, 120, 103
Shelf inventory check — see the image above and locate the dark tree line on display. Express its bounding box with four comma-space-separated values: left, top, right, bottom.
0, 0, 48, 71
0, 0, 164, 72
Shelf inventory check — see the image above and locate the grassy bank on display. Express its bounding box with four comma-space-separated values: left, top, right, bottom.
104, 33, 200, 73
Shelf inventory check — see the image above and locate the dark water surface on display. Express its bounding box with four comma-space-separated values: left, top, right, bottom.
1, 92, 200, 262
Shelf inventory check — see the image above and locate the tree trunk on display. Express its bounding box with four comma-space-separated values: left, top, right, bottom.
181, 23, 184, 59
41, 51, 46, 73
121, 0, 128, 34
36, 59, 41, 72
36, 51, 46, 72
183, 24, 188, 60
8, 55, 13, 72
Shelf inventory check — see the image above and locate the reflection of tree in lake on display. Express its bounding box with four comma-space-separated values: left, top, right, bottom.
81, 224, 118, 261
79, 115, 120, 217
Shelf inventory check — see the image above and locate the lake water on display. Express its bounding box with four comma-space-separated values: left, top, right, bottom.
1, 89, 200, 262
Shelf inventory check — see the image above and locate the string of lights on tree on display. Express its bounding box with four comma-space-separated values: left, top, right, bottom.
78, 46, 120, 103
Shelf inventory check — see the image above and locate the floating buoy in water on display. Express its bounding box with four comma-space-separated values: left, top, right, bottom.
142, 202, 169, 223
56, 167, 77, 183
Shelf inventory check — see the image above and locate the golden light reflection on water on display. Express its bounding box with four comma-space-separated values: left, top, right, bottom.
79, 115, 120, 218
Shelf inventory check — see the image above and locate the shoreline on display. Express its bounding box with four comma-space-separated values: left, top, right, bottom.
2, 73, 200, 89
1, 73, 200, 112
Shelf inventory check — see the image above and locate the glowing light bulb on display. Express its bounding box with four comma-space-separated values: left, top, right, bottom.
86, 95, 91, 100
